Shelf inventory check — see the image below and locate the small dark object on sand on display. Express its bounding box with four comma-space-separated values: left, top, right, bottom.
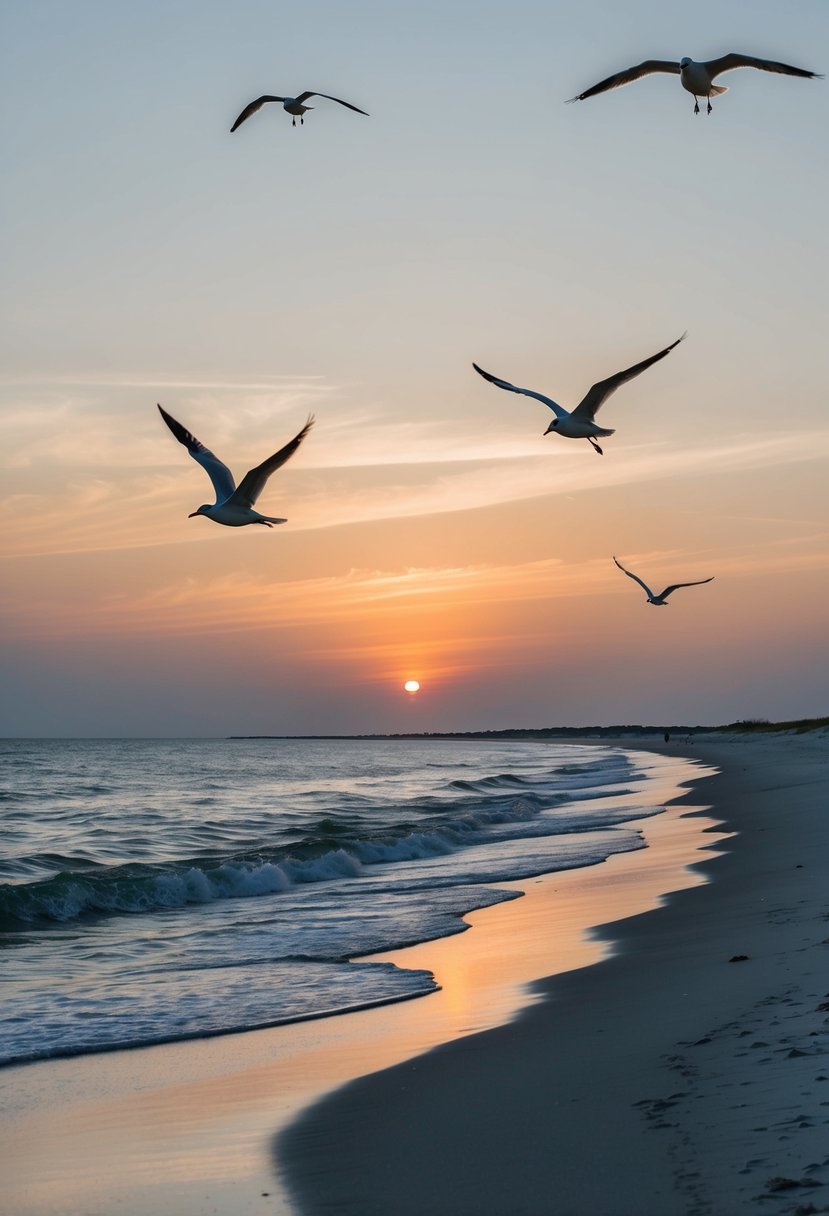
729, 954, 750, 962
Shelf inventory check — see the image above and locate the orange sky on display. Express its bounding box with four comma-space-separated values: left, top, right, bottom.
1, 0, 827, 734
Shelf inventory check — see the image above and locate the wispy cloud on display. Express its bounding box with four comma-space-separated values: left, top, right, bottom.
0, 377, 337, 474
0, 373, 329, 391
5, 537, 827, 641
3, 427, 828, 560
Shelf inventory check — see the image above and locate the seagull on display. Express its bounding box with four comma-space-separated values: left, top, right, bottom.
158, 405, 313, 527
472, 334, 685, 455
613, 556, 714, 605
567, 53, 822, 114
231, 91, 369, 130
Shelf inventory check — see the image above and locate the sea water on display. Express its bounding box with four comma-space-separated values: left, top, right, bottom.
0, 737, 666, 1066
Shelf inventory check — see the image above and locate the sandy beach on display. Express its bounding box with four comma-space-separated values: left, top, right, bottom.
2, 733, 827, 1216
282, 731, 829, 1216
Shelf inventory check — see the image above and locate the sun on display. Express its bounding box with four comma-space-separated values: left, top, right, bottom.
403, 680, 421, 694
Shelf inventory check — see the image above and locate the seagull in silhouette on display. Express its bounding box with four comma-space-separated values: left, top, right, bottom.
473, 334, 685, 455
158, 405, 313, 527
568, 52, 821, 114
613, 556, 714, 605
231, 91, 369, 130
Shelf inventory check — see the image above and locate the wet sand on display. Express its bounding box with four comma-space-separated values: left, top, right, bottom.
4, 734, 826, 1215
281, 731, 829, 1215
0, 747, 718, 1216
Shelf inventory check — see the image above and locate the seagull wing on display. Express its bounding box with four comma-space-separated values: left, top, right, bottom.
613, 556, 656, 600
567, 59, 680, 102
228, 416, 315, 509
703, 53, 822, 82
659, 577, 714, 600
230, 96, 286, 132
157, 405, 236, 504
572, 334, 685, 422
295, 91, 369, 115
472, 363, 567, 418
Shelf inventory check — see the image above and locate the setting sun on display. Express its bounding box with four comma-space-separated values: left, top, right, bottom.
404, 680, 421, 694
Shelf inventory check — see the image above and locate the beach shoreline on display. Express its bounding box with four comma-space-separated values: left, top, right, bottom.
280, 731, 829, 1216
1, 742, 715, 1216
2, 733, 826, 1216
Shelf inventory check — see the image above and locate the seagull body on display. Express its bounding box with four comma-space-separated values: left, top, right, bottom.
613, 556, 713, 605
158, 405, 313, 527
568, 52, 822, 114
231, 91, 368, 130
472, 334, 685, 455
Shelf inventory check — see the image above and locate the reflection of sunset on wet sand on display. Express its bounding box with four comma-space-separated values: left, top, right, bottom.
2, 755, 721, 1216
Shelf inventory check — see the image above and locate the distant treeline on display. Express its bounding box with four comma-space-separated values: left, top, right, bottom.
232, 725, 697, 741
346, 725, 702, 740
231, 715, 828, 741
718, 716, 828, 735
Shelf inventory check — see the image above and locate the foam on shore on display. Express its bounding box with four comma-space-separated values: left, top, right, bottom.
8, 734, 826, 1215
1, 747, 718, 1216
281, 731, 829, 1216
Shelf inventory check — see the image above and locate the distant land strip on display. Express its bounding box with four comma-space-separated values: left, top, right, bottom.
229, 716, 828, 741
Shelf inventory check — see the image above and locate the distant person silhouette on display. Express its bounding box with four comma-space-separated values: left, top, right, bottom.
664, 732, 670, 743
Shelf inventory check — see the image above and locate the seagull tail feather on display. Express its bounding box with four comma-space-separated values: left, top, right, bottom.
710, 84, 728, 95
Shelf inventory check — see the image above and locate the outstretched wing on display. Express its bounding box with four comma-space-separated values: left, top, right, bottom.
613, 556, 655, 600
567, 59, 680, 103
229, 416, 315, 509
294, 91, 369, 114
703, 53, 822, 82
472, 363, 567, 418
230, 96, 286, 132
157, 404, 235, 504
572, 334, 685, 422
660, 577, 714, 599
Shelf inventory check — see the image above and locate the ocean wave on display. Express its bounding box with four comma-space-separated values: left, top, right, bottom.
0, 806, 655, 931
0, 958, 440, 1067
0, 794, 547, 926
0, 752, 655, 929
449, 772, 530, 791
0, 738, 676, 1068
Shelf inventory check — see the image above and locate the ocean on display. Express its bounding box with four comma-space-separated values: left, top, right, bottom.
0, 737, 668, 1067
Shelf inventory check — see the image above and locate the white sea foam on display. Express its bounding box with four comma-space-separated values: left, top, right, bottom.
0, 737, 669, 1065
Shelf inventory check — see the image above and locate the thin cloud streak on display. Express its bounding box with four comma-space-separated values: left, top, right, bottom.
0, 374, 329, 390
3, 430, 829, 560
5, 537, 826, 641
0, 385, 338, 472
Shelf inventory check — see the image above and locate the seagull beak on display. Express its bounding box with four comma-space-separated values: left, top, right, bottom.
188, 511, 199, 518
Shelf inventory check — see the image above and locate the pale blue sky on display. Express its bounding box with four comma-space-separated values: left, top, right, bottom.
1, 1, 827, 734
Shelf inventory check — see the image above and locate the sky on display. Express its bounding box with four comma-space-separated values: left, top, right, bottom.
1, 0, 827, 736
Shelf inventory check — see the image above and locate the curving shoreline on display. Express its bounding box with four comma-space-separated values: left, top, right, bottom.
3, 734, 826, 1215
280, 732, 829, 1216
1, 745, 715, 1216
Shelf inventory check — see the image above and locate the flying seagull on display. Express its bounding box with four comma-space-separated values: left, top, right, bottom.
231, 91, 369, 130
567, 53, 822, 114
472, 334, 685, 455
158, 405, 313, 527
613, 556, 714, 605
